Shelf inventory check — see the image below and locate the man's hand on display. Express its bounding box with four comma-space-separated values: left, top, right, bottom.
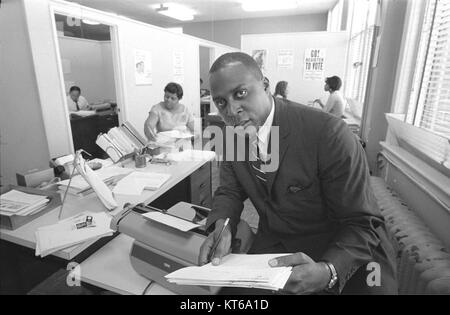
269, 252, 331, 295
198, 219, 232, 266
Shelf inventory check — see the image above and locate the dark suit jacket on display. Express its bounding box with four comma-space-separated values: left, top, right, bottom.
206, 98, 397, 294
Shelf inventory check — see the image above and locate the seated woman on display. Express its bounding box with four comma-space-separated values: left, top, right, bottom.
144, 82, 195, 141
314, 76, 347, 118
274, 81, 289, 100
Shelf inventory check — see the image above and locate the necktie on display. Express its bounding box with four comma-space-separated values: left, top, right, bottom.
75, 101, 80, 111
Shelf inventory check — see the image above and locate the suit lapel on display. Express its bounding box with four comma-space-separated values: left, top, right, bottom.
265, 98, 290, 195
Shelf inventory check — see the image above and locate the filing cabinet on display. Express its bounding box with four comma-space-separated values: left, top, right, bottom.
149, 161, 212, 210
189, 161, 212, 208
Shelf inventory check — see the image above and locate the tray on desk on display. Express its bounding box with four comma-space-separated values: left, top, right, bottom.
0, 185, 62, 230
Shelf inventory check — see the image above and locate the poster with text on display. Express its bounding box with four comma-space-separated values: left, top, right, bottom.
134, 49, 152, 85
277, 49, 294, 69
303, 48, 326, 80
252, 49, 267, 72
173, 51, 185, 84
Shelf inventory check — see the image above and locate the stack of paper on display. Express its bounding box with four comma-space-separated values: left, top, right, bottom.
0, 190, 49, 217
57, 166, 133, 197
70, 110, 96, 117
35, 211, 114, 257
113, 172, 171, 196
165, 254, 292, 291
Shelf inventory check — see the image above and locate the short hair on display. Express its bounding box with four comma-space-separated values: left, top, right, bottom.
274, 81, 288, 98
69, 86, 81, 93
325, 76, 342, 91
209, 52, 264, 82
164, 82, 183, 99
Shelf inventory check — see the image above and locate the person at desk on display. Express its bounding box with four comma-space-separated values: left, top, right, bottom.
144, 82, 195, 141
67, 86, 90, 112
274, 80, 289, 100
198, 52, 396, 295
314, 76, 347, 118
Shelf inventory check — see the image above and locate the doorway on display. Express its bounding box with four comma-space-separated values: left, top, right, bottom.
53, 13, 120, 158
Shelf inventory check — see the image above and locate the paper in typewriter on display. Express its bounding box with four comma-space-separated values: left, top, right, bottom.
165, 254, 292, 290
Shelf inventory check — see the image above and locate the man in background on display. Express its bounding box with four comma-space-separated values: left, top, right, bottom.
67, 86, 89, 112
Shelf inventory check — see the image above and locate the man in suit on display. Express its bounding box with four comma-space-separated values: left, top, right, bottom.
198, 52, 397, 294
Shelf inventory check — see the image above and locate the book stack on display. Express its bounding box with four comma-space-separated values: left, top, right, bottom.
0, 190, 50, 217
96, 122, 147, 162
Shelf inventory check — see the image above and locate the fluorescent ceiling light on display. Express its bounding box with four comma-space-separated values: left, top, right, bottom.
154, 3, 195, 21
82, 19, 100, 25
242, 0, 299, 12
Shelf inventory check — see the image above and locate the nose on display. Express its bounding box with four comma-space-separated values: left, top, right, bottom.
227, 99, 242, 117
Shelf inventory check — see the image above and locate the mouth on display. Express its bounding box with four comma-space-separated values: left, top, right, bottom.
235, 120, 251, 128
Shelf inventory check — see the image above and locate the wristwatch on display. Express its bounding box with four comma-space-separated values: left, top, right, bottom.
324, 262, 338, 290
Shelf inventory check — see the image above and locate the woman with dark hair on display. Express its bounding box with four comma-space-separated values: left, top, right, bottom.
144, 82, 195, 140
274, 81, 289, 99
314, 76, 347, 118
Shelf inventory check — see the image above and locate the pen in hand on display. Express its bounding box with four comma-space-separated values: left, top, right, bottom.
208, 218, 230, 264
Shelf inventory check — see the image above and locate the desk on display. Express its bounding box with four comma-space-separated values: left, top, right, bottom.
79, 234, 175, 295
0, 150, 214, 293
0, 151, 215, 260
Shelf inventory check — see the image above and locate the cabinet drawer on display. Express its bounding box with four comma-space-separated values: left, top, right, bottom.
192, 162, 211, 181
191, 176, 211, 197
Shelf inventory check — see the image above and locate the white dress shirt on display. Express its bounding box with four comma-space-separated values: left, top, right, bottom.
67, 95, 89, 112
257, 96, 275, 162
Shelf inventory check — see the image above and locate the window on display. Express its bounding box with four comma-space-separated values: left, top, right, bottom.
407, 0, 450, 139
344, 0, 378, 105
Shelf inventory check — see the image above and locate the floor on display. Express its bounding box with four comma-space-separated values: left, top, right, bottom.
23, 159, 259, 295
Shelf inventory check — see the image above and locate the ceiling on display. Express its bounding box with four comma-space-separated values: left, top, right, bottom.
64, 0, 338, 27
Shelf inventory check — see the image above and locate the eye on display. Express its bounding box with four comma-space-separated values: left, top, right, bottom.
214, 98, 227, 110
235, 89, 248, 99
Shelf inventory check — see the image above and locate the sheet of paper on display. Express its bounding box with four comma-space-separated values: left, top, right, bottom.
157, 130, 193, 139
58, 166, 133, 190
142, 211, 200, 232
35, 211, 113, 257
113, 172, 171, 196
165, 254, 292, 290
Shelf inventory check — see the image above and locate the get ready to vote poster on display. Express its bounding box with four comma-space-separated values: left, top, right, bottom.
303, 48, 326, 80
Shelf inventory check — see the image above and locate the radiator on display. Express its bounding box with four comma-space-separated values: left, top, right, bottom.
370, 177, 450, 294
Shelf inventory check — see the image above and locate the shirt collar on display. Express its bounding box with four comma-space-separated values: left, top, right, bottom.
257, 96, 275, 144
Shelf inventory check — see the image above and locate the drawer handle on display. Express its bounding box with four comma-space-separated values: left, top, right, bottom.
199, 182, 206, 189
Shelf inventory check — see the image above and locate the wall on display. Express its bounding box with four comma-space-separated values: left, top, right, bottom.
11, 0, 236, 174
0, 0, 50, 186
58, 36, 116, 102
199, 46, 211, 90
182, 14, 328, 49
362, 0, 408, 172
241, 32, 349, 105
100, 41, 116, 102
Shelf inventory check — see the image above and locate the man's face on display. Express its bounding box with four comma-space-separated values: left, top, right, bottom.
210, 63, 271, 134
70, 90, 80, 102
